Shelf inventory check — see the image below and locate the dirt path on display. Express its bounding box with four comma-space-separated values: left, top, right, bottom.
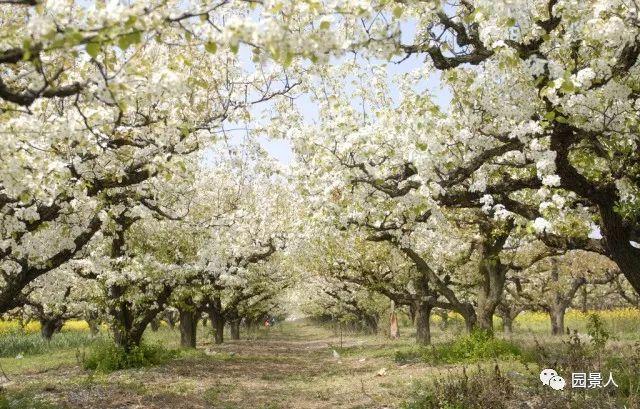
7, 323, 429, 408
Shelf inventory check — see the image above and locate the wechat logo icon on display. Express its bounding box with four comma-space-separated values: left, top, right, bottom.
540, 368, 566, 390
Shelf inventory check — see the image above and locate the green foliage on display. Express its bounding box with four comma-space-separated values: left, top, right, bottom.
83, 341, 177, 372
0, 331, 101, 358
395, 330, 524, 365
402, 366, 514, 409
606, 344, 640, 400
586, 314, 611, 351
117, 30, 142, 50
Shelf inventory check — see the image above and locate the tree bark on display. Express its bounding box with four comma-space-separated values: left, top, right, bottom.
550, 307, 566, 336
408, 303, 416, 323
475, 220, 512, 333
476, 257, 506, 333
581, 286, 588, 313
109, 285, 172, 352
389, 301, 400, 339
414, 301, 432, 345
599, 204, 640, 294
179, 308, 198, 348
229, 319, 240, 340
208, 296, 225, 344
113, 322, 146, 351
462, 308, 478, 333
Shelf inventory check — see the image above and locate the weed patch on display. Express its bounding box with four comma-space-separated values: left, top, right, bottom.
395, 330, 524, 365
83, 341, 177, 372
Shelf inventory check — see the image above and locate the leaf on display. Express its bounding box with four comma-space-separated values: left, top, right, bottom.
21, 39, 31, 61
393, 6, 403, 18
67, 30, 84, 45
560, 80, 575, 93
125, 15, 137, 28
283, 51, 293, 67
86, 42, 100, 58
205, 42, 218, 54
544, 111, 555, 121
118, 31, 142, 51
555, 116, 569, 124
319, 20, 331, 30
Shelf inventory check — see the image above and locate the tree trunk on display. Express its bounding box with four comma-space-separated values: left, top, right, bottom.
110, 303, 156, 352
476, 305, 494, 332
114, 324, 145, 352
40, 318, 63, 341
389, 300, 400, 339
462, 308, 478, 333
208, 297, 225, 344
599, 201, 640, 295
408, 303, 416, 323
179, 308, 198, 348
496, 304, 520, 335
502, 314, 513, 334
550, 307, 566, 336
581, 287, 588, 313
414, 301, 432, 345
475, 219, 513, 334
475, 257, 507, 333
229, 319, 240, 340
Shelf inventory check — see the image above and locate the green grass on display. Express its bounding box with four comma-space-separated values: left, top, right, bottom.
0, 331, 105, 358
0, 349, 79, 375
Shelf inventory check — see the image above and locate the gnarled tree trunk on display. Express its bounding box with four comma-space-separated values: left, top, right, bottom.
109, 282, 173, 352
414, 301, 432, 345
179, 308, 198, 348
208, 296, 225, 344
476, 257, 506, 333
475, 219, 513, 333
549, 306, 566, 336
